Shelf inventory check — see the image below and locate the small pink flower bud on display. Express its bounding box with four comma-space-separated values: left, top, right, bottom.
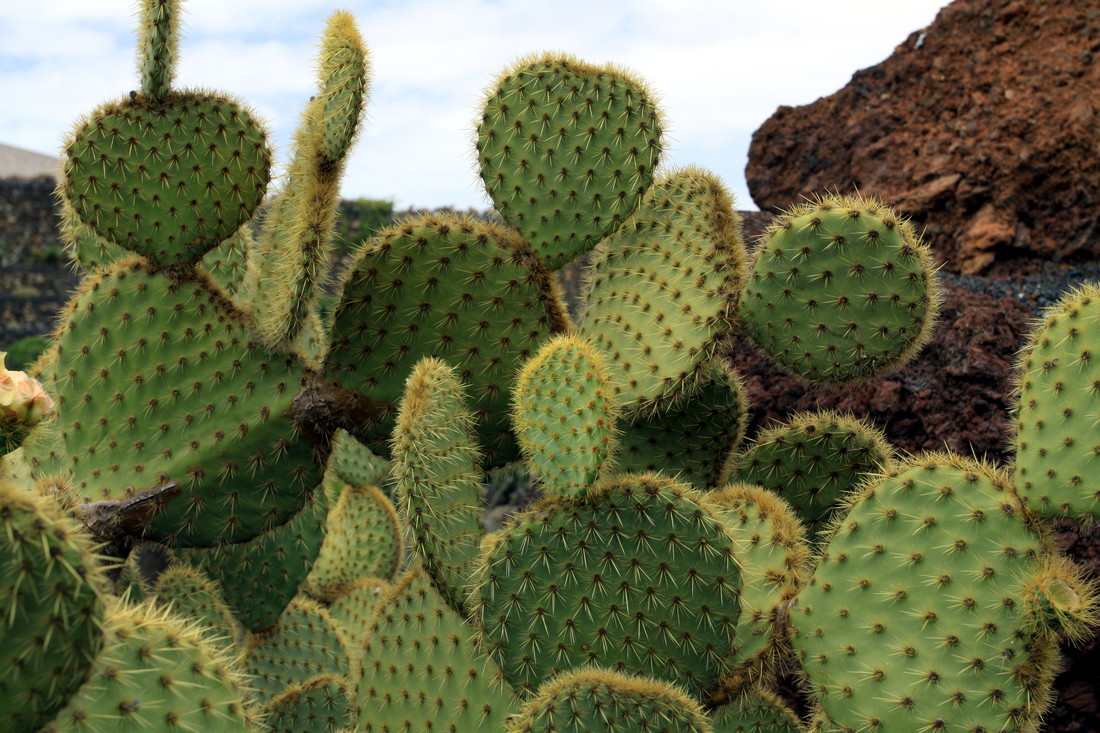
0, 351, 55, 430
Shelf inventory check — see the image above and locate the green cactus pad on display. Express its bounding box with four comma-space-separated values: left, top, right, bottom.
710, 689, 803, 733
62, 92, 271, 265
177, 489, 328, 632
358, 566, 519, 732
738, 194, 939, 385
315, 12, 369, 163
391, 357, 484, 611
53, 258, 321, 546
43, 600, 255, 733
326, 576, 388, 644
304, 482, 403, 602
0, 476, 107, 733
151, 562, 243, 644
704, 484, 810, 688
476, 53, 664, 269
267, 674, 357, 733
244, 596, 349, 704
792, 454, 1058, 733
325, 428, 390, 498
474, 473, 743, 698
505, 668, 713, 733
615, 359, 749, 489
1013, 284, 1100, 520
327, 212, 569, 464
580, 167, 745, 408
512, 334, 619, 497
730, 411, 894, 536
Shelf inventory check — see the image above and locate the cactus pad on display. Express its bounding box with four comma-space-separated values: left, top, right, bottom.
474, 473, 743, 698
615, 359, 748, 489
326, 213, 569, 464
44, 600, 254, 733
738, 194, 938, 385
326, 428, 391, 497
505, 668, 713, 733
581, 167, 744, 407
326, 576, 388, 643
54, 259, 320, 546
477, 53, 664, 269
151, 562, 243, 644
792, 454, 1058, 733
358, 566, 518, 732
177, 489, 328, 632
244, 596, 349, 703
304, 482, 403, 602
710, 689, 802, 733
62, 93, 271, 265
391, 357, 484, 610
1013, 284, 1100, 520
730, 411, 894, 536
512, 334, 619, 497
267, 674, 357, 733
0, 477, 107, 733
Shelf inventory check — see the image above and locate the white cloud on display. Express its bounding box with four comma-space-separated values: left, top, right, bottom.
1, 0, 949, 211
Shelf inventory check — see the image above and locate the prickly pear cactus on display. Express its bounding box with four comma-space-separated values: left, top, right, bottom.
477, 54, 664, 269
739, 194, 939, 385
1013, 284, 1100, 521
792, 454, 1076, 733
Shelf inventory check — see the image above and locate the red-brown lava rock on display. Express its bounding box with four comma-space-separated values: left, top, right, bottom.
746, 0, 1100, 274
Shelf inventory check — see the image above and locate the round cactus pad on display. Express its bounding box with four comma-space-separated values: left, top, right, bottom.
739, 194, 938, 385
792, 455, 1057, 733
474, 473, 743, 698
63, 92, 271, 265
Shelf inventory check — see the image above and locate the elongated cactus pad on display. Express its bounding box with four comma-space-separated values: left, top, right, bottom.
177, 489, 328, 632
1013, 284, 1100, 520
62, 93, 271, 265
0, 477, 107, 733
244, 596, 349, 704
738, 194, 938, 385
358, 566, 519, 732
43, 600, 254, 733
54, 258, 321, 546
304, 482, 403, 602
477, 53, 664, 269
512, 334, 619, 497
792, 454, 1059, 733
505, 668, 713, 733
326, 213, 569, 464
391, 358, 483, 611
581, 167, 744, 407
704, 484, 810, 688
615, 359, 748, 489
730, 411, 894, 536
325, 428, 391, 498
474, 473, 743, 698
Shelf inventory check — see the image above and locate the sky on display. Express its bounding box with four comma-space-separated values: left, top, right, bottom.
0, 0, 951, 212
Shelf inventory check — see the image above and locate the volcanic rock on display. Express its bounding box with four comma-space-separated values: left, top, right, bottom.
746, 0, 1100, 273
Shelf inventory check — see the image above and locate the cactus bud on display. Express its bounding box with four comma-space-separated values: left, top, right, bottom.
0, 352, 54, 453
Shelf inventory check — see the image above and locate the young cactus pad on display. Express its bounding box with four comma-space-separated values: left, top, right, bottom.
473, 473, 744, 698
1013, 283, 1100, 520
512, 334, 620, 497
738, 194, 939, 385
792, 454, 1059, 733
580, 167, 745, 408
477, 53, 664, 269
